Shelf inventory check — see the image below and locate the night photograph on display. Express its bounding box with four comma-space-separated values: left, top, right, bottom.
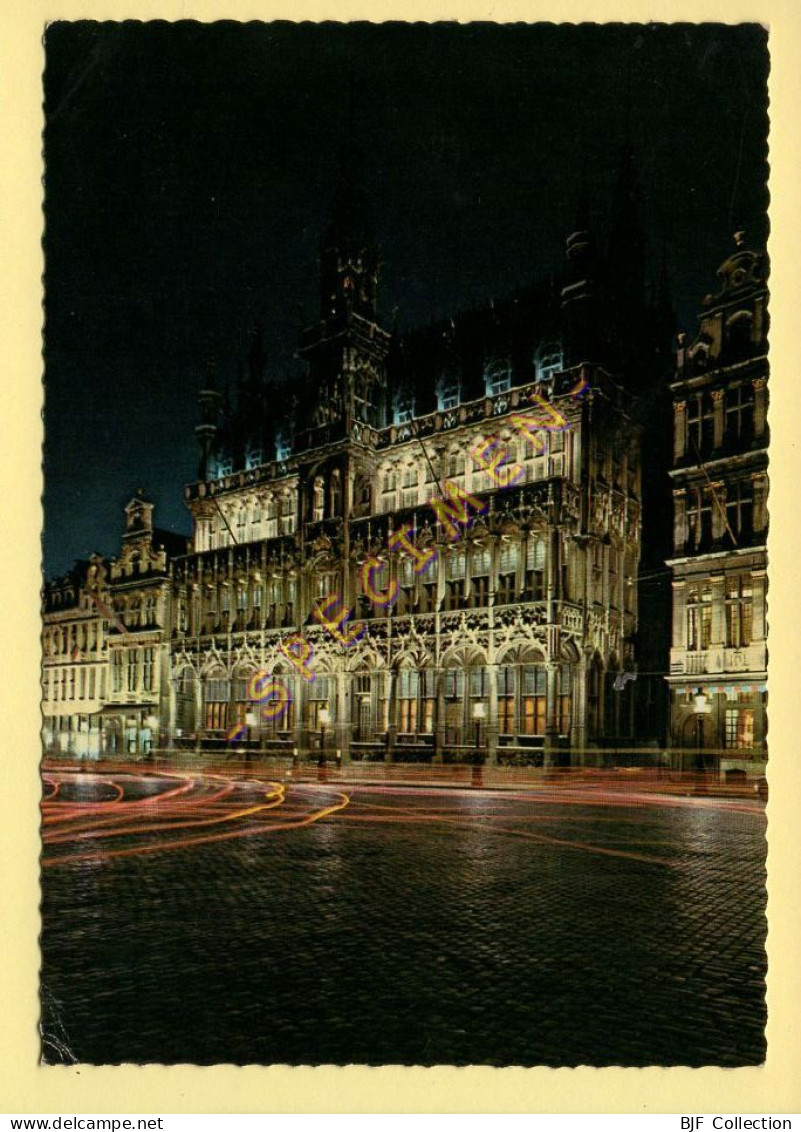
39, 20, 770, 1068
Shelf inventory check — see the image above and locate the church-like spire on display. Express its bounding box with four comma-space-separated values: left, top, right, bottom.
318, 90, 380, 324
561, 177, 599, 367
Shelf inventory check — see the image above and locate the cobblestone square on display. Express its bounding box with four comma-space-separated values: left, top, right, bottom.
40, 770, 767, 1067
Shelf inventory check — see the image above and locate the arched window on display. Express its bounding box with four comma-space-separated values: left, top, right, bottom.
265, 496, 278, 538
203, 669, 229, 732
485, 358, 512, 397
726, 311, 754, 362
313, 477, 325, 522
330, 470, 342, 517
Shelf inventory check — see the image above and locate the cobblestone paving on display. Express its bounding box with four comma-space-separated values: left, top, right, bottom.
40, 779, 767, 1066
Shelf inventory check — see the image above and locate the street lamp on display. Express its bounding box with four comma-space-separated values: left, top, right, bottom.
472, 701, 486, 751
319, 706, 330, 762
692, 687, 711, 775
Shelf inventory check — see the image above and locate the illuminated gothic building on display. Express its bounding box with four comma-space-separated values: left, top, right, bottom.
667, 235, 769, 775
166, 154, 670, 766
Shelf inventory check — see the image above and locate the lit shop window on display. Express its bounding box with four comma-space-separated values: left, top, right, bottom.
725, 707, 755, 749
521, 666, 546, 735
498, 666, 516, 734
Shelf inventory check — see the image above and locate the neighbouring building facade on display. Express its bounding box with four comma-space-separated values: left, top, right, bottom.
667, 233, 769, 776
165, 166, 653, 766
42, 555, 111, 758
42, 497, 186, 758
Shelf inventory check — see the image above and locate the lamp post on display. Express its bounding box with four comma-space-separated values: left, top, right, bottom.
472, 701, 486, 754
245, 711, 258, 762
319, 706, 330, 763
691, 687, 711, 778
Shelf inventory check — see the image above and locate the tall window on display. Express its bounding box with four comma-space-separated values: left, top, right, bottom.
686, 584, 712, 651
521, 666, 546, 735
401, 464, 419, 509
471, 548, 491, 608
142, 647, 155, 692
558, 664, 572, 735
237, 507, 247, 539
686, 487, 713, 552
127, 649, 137, 692
398, 670, 418, 733
307, 676, 331, 731
330, 471, 342, 517
498, 666, 515, 734
281, 493, 295, 535
497, 543, 518, 605
313, 478, 325, 523
443, 670, 464, 700
127, 598, 141, 629
549, 428, 565, 478
446, 452, 466, 479
144, 595, 157, 626
725, 384, 754, 447
111, 650, 123, 693
725, 575, 753, 648
686, 393, 715, 458
420, 670, 435, 734
446, 550, 467, 611
265, 498, 278, 539
525, 538, 546, 601
204, 674, 229, 732
725, 480, 754, 544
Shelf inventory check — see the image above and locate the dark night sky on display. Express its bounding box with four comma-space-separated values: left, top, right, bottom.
42, 21, 769, 578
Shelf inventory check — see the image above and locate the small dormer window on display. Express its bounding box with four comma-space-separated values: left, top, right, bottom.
394, 394, 414, 425
246, 445, 264, 470
537, 342, 563, 381
437, 373, 461, 411
276, 433, 292, 461
485, 359, 511, 397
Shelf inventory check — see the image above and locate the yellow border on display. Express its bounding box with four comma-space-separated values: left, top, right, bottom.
2, 0, 800, 1114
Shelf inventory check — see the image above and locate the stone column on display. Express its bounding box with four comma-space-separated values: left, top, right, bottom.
385, 668, 397, 762
673, 400, 686, 462
752, 569, 767, 641
712, 389, 725, 450
752, 471, 769, 538
486, 657, 499, 765
337, 667, 350, 764
434, 670, 446, 761
710, 574, 726, 647
543, 526, 560, 767
673, 491, 687, 555
672, 580, 687, 649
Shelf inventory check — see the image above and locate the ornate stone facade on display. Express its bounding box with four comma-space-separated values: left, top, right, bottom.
42, 497, 186, 758
167, 198, 644, 765
667, 234, 769, 775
